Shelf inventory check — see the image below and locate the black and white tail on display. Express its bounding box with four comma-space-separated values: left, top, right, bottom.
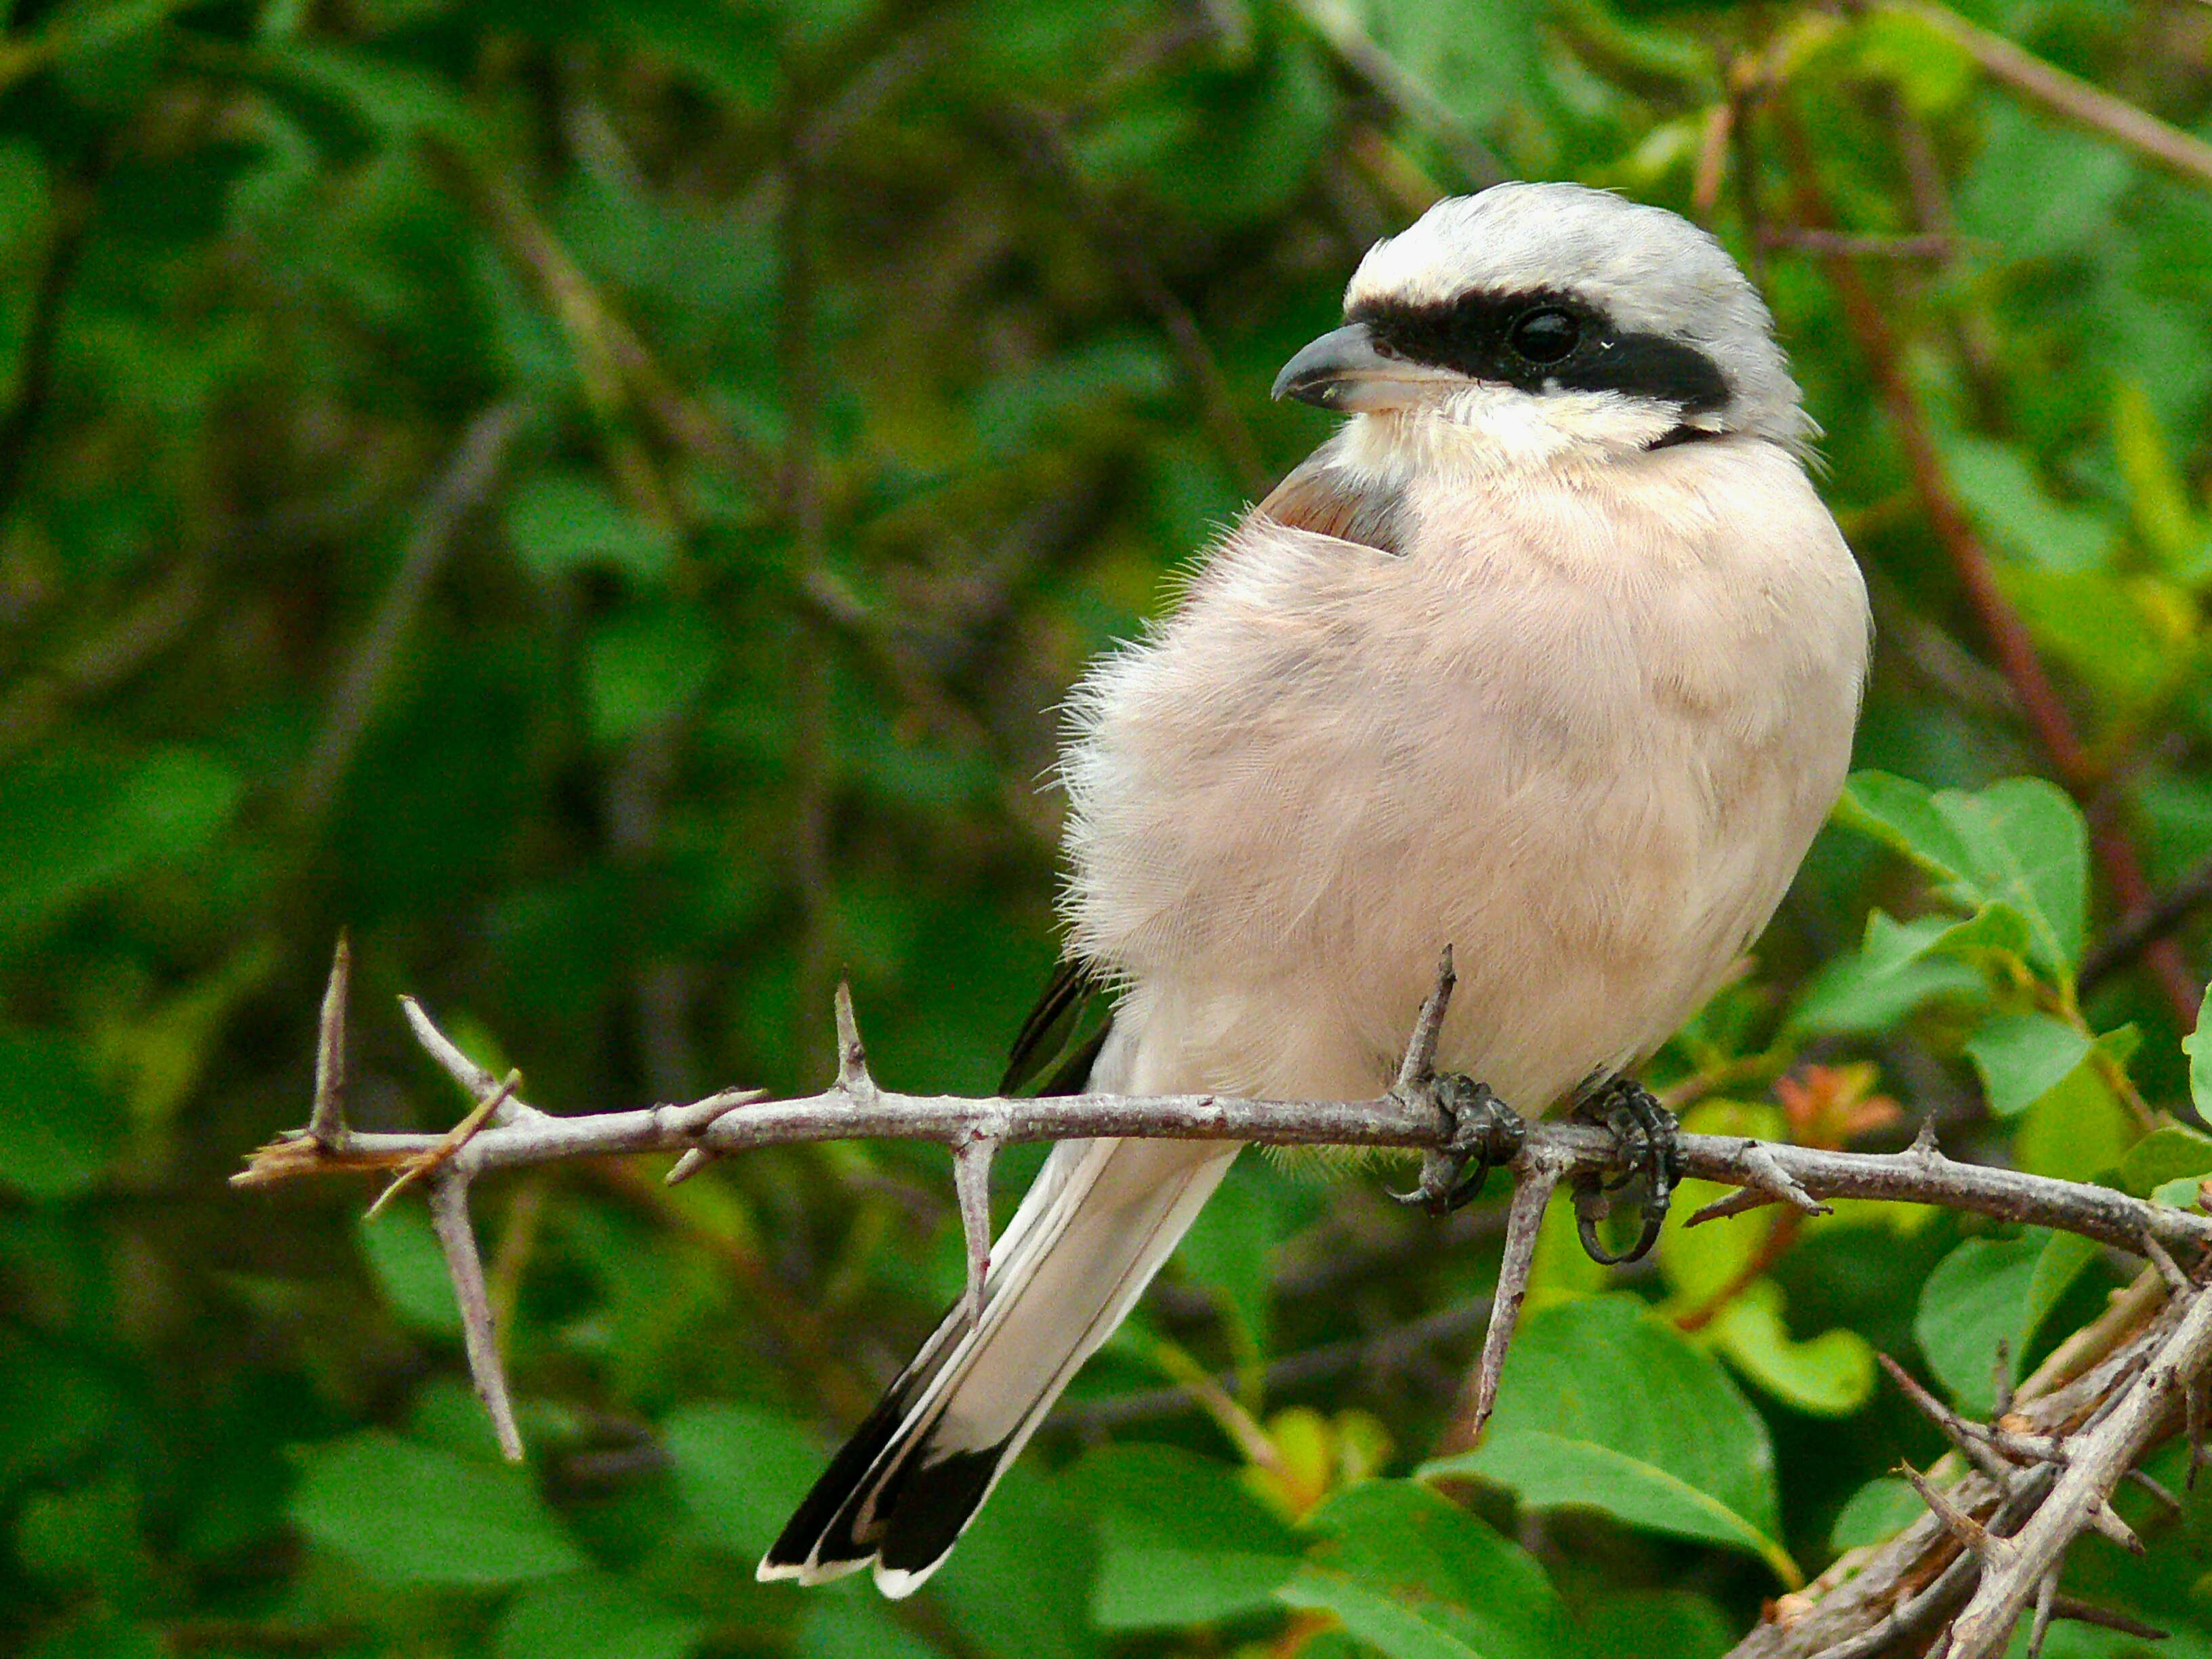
757, 1134, 1238, 1596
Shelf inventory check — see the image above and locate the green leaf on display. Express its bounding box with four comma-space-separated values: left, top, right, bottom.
0, 747, 241, 958
663, 1403, 825, 1561
2015, 1062, 2132, 1181
798, 1599, 943, 1659
2152, 1174, 2205, 1211
1963, 1013, 2091, 1117
287, 1430, 585, 1584
2118, 1124, 2212, 1198
1995, 565, 2189, 712
2024, 1231, 2098, 1343
1849, 9, 1975, 115
1836, 772, 1980, 882
1573, 1589, 1734, 1659
506, 471, 678, 583
1932, 780, 2089, 975
2112, 381, 2209, 577
1175, 1160, 1280, 1366
1421, 1297, 1797, 1584
585, 602, 722, 743
1281, 1481, 1568, 1659
1708, 1282, 1877, 1418
17, 1472, 148, 1606
0, 1029, 123, 1199
1959, 100, 2132, 262
2187, 983, 2212, 1126
1837, 773, 2088, 977
355, 1208, 462, 1336
1788, 911, 1983, 1036
1913, 1235, 2047, 1416
1829, 1477, 1925, 1551
1942, 434, 2114, 573
243, 39, 479, 154
1063, 1443, 1301, 1629
493, 1576, 708, 1659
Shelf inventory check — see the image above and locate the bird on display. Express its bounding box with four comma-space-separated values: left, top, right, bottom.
758, 180, 1870, 1597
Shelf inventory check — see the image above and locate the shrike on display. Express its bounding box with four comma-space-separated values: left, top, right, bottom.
761, 182, 1869, 1595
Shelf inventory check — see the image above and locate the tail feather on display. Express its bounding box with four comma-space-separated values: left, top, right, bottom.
759, 1136, 1240, 1596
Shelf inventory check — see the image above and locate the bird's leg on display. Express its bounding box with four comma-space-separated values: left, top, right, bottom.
1570, 1076, 1679, 1265
1390, 1073, 1525, 1215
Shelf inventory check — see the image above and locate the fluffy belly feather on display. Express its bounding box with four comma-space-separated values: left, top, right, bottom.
1060, 441, 1867, 1113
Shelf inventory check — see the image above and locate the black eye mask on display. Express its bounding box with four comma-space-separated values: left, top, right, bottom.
1347, 287, 1732, 424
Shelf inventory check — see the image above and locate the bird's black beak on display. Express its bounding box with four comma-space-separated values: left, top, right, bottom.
1271, 322, 1456, 411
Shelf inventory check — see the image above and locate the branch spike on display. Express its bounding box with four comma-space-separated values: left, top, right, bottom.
1877, 1353, 2017, 1485
1685, 1141, 1832, 1227
1896, 1460, 2015, 1565
2125, 1465, 2182, 1513
1394, 945, 1456, 1094
2046, 1595, 2168, 1641
428, 1172, 524, 1462
2083, 1498, 2144, 1555
952, 1134, 998, 1335
834, 981, 873, 1097
2188, 1374, 2207, 1490
1464, 1145, 1565, 1443
2142, 1231, 2193, 1294
2026, 1570, 2056, 1659
308, 933, 351, 1148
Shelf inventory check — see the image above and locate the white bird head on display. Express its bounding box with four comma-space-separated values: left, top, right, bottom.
1273, 182, 1811, 461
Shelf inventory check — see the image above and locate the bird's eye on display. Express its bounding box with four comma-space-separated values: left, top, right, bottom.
1509, 308, 1580, 364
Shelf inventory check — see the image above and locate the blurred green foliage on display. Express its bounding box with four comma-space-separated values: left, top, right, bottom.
4, 0, 2212, 1654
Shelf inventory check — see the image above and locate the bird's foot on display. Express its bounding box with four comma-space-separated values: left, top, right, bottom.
1390, 1073, 1524, 1215
1570, 1076, 1679, 1265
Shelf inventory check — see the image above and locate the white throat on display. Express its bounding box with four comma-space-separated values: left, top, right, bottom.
1337, 384, 1707, 481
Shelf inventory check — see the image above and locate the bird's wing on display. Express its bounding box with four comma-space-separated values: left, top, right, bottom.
1254, 451, 1409, 556
998, 958, 1113, 1097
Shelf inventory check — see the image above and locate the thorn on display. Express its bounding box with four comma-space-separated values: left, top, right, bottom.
659, 1088, 767, 1185
1465, 1148, 1564, 1443
2084, 1499, 2145, 1555
2046, 1596, 2168, 1641
834, 982, 874, 1097
1683, 1186, 1776, 1227
2125, 1466, 2184, 1513
2188, 1374, 2207, 1490
1896, 1460, 2015, 1566
952, 1134, 998, 1335
363, 1072, 518, 1220
308, 933, 352, 1149
1909, 1115, 1942, 1158
2142, 1231, 2194, 1294
1393, 945, 1457, 1094
428, 1173, 524, 1462
1685, 1142, 1831, 1227
1875, 1353, 2016, 1484
2026, 1570, 2057, 1659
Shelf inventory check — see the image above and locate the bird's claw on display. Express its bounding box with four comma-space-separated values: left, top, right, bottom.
1570, 1077, 1679, 1265
1390, 1073, 1523, 1214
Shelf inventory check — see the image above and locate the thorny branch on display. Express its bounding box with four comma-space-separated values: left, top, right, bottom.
1733, 1267, 2212, 1659
240, 941, 2212, 1658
